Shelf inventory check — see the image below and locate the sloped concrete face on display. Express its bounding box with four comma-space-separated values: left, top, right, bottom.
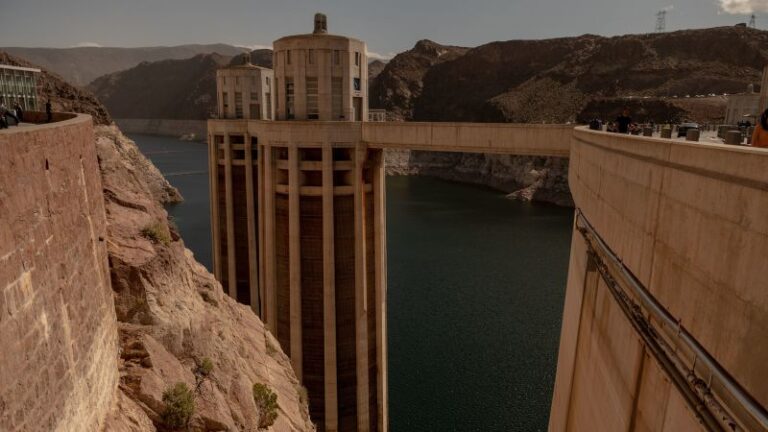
0, 115, 118, 431
551, 128, 768, 431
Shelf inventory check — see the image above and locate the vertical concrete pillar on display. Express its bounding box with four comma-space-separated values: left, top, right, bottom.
245, 133, 260, 314
318, 51, 332, 121
289, 145, 303, 380
209, 133, 222, 281
257, 139, 267, 319
224, 134, 237, 300
354, 145, 371, 432
322, 145, 339, 432
264, 144, 277, 334
371, 150, 388, 432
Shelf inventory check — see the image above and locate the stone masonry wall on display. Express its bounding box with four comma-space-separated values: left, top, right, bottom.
0, 116, 118, 431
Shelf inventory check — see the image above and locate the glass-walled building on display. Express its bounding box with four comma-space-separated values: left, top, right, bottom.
0, 65, 41, 110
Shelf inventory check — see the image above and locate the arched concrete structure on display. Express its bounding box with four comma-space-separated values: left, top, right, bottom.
551, 127, 768, 432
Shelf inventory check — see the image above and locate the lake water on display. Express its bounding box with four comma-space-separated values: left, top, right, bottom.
130, 134, 574, 432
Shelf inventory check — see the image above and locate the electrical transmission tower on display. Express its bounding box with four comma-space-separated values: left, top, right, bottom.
656, 10, 667, 33
750, 14, 756, 28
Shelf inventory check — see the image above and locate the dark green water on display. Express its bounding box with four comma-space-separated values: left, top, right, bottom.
131, 134, 573, 432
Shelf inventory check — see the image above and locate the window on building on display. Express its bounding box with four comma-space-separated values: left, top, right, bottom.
222, 92, 229, 117
286, 79, 295, 119
250, 92, 259, 101
266, 93, 272, 120
287, 50, 291, 65
355, 52, 360, 66
306, 77, 319, 119
235, 92, 243, 119
266, 76, 270, 87
308, 49, 315, 65
333, 50, 340, 65
332, 77, 343, 120
353, 78, 361, 92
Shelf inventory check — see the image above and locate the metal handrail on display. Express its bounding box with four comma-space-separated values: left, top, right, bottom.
575, 210, 768, 431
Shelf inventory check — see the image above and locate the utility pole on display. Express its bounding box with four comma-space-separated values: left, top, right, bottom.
656, 10, 667, 33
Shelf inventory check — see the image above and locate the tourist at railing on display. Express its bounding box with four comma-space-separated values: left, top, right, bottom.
616, 107, 632, 134
750, 109, 768, 148
0, 101, 19, 127
13, 101, 24, 123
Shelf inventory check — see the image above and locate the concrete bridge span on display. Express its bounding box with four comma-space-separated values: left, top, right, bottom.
207, 118, 768, 431
208, 120, 574, 156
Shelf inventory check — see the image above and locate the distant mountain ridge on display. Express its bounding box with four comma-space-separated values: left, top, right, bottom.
87, 53, 243, 120
372, 25, 768, 123
87, 49, 276, 120
71, 25, 768, 125
2, 44, 246, 86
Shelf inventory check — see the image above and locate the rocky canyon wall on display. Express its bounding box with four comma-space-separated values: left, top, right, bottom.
385, 150, 573, 206
0, 115, 118, 431
97, 125, 315, 431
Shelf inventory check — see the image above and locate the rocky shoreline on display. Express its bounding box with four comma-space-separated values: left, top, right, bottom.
385, 149, 574, 207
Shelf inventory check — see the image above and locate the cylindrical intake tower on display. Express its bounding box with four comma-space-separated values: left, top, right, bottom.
272, 14, 368, 121
208, 14, 386, 432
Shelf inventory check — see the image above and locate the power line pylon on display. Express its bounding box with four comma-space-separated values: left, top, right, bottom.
656, 10, 667, 33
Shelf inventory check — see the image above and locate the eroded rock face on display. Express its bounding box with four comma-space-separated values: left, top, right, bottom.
97, 126, 314, 432
385, 150, 573, 207
96, 125, 182, 204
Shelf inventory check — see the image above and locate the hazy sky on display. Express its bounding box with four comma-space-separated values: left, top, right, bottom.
0, 0, 765, 58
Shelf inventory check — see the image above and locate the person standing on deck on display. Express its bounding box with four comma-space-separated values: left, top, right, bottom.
616, 107, 632, 134
751, 109, 768, 148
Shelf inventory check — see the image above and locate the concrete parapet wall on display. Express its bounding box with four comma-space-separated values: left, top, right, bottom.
0, 115, 118, 431
550, 127, 768, 430
115, 118, 207, 140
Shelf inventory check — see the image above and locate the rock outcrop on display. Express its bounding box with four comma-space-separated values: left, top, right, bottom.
368, 60, 387, 81
96, 125, 182, 203
96, 125, 314, 431
369, 40, 469, 121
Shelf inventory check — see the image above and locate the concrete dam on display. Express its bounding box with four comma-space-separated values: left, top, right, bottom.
204, 14, 768, 432
1, 15, 766, 432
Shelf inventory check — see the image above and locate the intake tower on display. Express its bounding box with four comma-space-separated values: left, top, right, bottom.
208, 14, 386, 432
